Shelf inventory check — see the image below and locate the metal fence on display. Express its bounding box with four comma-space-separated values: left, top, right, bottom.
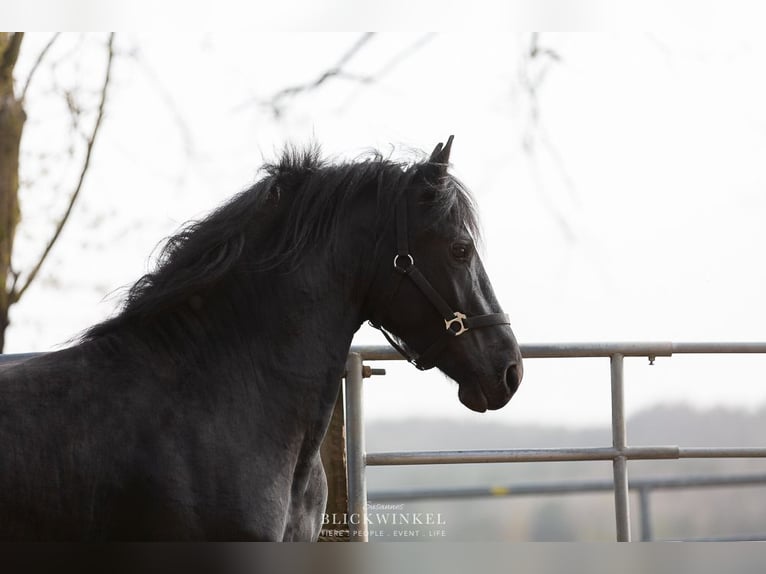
367, 472, 766, 541
4, 343, 766, 541
343, 342, 766, 542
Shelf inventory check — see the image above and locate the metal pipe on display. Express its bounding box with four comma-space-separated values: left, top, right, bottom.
362, 443, 766, 471
678, 447, 766, 458
349, 346, 405, 361
344, 352, 368, 542
638, 487, 653, 542
349, 341, 766, 362
365, 445, 679, 466
367, 473, 766, 502
521, 342, 674, 358
610, 353, 631, 542
672, 342, 766, 354
368, 480, 609, 502
670, 534, 766, 542
350, 343, 678, 361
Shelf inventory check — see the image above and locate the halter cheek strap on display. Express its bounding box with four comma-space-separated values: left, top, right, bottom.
369, 192, 510, 371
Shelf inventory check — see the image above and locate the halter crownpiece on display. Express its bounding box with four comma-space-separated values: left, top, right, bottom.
370, 136, 511, 370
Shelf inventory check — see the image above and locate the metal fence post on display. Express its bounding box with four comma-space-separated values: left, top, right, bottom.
611, 353, 631, 541
344, 352, 368, 542
638, 486, 653, 541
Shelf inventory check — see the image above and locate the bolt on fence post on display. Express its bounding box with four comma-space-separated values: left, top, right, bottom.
611, 352, 632, 541
344, 352, 368, 542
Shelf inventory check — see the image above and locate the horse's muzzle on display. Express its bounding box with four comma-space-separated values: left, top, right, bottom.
504, 361, 523, 397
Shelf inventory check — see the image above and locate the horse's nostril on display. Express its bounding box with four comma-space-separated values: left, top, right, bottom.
504, 363, 522, 395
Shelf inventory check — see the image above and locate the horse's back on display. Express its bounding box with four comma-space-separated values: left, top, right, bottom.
0, 347, 135, 538
0, 344, 326, 540
0, 345, 198, 539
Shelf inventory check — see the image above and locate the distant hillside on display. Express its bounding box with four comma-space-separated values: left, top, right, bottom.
367, 403, 766, 451
362, 403, 766, 541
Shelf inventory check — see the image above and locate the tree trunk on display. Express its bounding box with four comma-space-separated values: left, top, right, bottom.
319, 387, 350, 541
0, 32, 25, 352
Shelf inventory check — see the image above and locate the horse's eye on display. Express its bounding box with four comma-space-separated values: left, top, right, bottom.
451, 243, 472, 261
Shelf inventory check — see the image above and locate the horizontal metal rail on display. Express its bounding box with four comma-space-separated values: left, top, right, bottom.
365, 446, 766, 466
368, 473, 766, 502
351, 342, 766, 361
670, 534, 766, 542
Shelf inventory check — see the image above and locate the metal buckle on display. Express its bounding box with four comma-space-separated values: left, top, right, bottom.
445, 311, 468, 336
393, 254, 414, 273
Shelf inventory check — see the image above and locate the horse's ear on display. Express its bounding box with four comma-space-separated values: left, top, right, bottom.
429, 142, 444, 163
440, 135, 454, 166
428, 135, 455, 173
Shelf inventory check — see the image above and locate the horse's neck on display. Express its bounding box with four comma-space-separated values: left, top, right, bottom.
191, 260, 365, 450
108, 247, 364, 407
99, 197, 377, 434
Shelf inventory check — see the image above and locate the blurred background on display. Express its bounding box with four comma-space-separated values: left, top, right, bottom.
2, 32, 765, 540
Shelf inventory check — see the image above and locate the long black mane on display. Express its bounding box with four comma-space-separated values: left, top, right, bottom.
84, 146, 479, 340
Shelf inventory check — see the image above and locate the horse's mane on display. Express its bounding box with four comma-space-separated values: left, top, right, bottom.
83, 144, 479, 340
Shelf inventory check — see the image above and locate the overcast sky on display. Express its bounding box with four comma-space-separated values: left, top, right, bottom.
8, 32, 766, 427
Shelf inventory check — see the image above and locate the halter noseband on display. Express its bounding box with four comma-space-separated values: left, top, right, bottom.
369, 191, 511, 370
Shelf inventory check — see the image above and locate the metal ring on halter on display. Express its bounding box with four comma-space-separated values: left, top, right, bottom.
393, 254, 414, 273
445, 311, 468, 336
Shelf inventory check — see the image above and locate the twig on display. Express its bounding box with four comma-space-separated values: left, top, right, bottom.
130, 45, 195, 159
374, 33, 436, 80
8, 265, 20, 296
526, 145, 576, 243
20, 33, 60, 101
333, 33, 375, 72
333, 33, 436, 112
243, 33, 375, 117
539, 125, 579, 206
12, 33, 115, 304
519, 32, 577, 241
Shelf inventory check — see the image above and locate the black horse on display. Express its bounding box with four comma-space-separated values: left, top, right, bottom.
0, 138, 522, 540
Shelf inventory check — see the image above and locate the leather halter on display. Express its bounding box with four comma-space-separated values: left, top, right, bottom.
369, 190, 510, 370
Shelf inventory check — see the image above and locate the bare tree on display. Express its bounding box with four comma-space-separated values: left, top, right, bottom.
0, 32, 115, 351
518, 32, 578, 242
0, 32, 27, 351
244, 33, 436, 118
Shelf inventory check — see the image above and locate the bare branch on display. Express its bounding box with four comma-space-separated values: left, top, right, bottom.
334, 33, 376, 71
250, 33, 436, 119
12, 33, 115, 304
130, 46, 196, 159
333, 33, 436, 112
525, 145, 576, 243
8, 266, 20, 296
538, 124, 579, 205
247, 33, 375, 117
372, 33, 436, 80
518, 33, 577, 241
20, 33, 60, 102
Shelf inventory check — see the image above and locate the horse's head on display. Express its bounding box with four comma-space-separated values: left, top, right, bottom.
368, 137, 523, 412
